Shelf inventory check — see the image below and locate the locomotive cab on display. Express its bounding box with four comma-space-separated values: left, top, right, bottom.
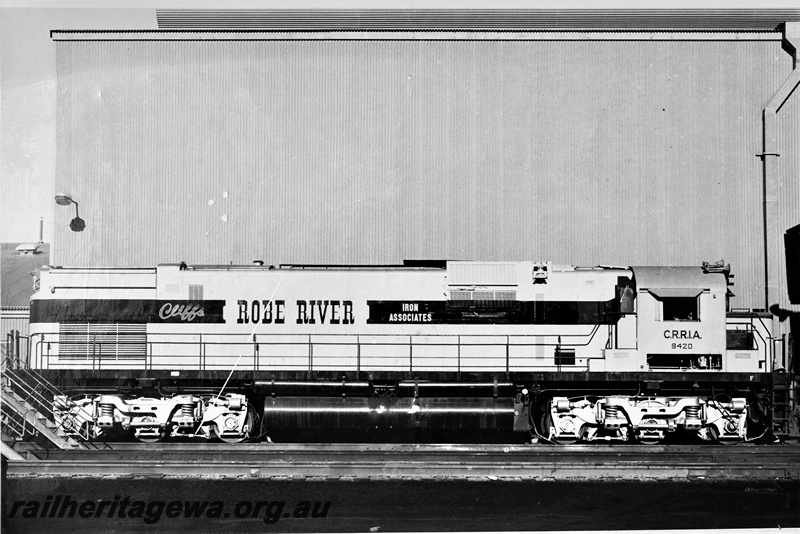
634, 266, 728, 371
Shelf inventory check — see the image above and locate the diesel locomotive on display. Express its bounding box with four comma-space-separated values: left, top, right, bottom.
26, 260, 780, 444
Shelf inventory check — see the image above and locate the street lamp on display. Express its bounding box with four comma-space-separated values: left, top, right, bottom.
55, 194, 85, 232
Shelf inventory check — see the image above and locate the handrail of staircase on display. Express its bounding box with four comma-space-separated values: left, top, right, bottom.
3, 370, 56, 419
2, 355, 64, 398
0, 408, 30, 440
1, 355, 91, 441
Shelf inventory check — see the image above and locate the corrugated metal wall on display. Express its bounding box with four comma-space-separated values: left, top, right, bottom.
54, 39, 796, 310
775, 75, 800, 312
1, 310, 29, 362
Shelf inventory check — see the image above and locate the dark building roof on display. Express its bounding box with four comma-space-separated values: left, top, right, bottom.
1, 243, 50, 309
154, 9, 800, 31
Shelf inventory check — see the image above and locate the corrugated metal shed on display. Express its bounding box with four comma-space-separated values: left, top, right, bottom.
52, 31, 797, 313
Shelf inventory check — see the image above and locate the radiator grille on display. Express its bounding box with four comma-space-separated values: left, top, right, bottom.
450, 290, 517, 301
58, 324, 147, 360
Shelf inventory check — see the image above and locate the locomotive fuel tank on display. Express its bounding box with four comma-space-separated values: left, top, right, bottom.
261, 396, 516, 431
256, 380, 521, 439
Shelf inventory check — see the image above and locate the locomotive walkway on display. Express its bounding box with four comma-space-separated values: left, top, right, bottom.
6, 443, 800, 480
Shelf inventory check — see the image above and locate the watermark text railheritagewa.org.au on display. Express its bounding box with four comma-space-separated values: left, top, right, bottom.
7, 495, 331, 525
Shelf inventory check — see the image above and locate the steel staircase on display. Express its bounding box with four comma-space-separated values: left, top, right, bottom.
769, 367, 799, 442
1, 354, 89, 456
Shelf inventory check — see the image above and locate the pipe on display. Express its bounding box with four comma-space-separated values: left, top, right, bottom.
761, 23, 800, 373
762, 22, 800, 313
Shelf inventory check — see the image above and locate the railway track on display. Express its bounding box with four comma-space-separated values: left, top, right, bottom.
7, 443, 800, 480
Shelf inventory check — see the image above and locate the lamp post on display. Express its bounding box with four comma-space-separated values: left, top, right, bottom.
55, 194, 85, 232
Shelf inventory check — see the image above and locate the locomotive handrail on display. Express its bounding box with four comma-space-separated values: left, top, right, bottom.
31, 325, 606, 373
32, 328, 604, 346
726, 313, 772, 372
32, 330, 602, 345
741, 315, 769, 349
749, 313, 775, 367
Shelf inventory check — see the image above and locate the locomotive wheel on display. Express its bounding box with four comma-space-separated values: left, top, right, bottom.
135, 428, 166, 443
135, 417, 166, 443
540, 413, 579, 445
216, 404, 259, 444
708, 426, 740, 445
636, 432, 664, 445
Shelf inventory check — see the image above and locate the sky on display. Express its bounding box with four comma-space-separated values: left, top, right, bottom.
1, 7, 156, 243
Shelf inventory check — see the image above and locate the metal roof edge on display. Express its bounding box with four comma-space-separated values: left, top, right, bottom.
50, 29, 783, 41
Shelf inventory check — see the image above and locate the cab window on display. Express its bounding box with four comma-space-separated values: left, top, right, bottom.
661, 296, 698, 321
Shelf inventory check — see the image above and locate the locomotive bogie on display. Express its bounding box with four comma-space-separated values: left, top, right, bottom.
53, 393, 252, 443
545, 395, 749, 444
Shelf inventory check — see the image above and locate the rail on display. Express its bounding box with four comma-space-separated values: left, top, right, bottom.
9, 444, 800, 481
31, 325, 607, 373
